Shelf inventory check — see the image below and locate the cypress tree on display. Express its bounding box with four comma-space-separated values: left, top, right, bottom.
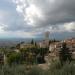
31, 39, 34, 44
59, 42, 72, 64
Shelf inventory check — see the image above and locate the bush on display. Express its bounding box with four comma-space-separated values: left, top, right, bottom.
47, 61, 75, 75
7, 52, 21, 65
0, 61, 75, 75
28, 66, 44, 75
0, 64, 27, 75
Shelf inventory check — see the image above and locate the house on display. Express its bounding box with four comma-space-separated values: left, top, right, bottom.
48, 38, 75, 61
38, 40, 49, 48
49, 42, 61, 53
20, 43, 35, 49
64, 38, 75, 59
48, 42, 61, 61
14, 49, 20, 53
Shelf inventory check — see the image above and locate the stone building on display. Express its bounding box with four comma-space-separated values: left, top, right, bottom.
38, 40, 49, 48
48, 38, 75, 61
20, 43, 35, 49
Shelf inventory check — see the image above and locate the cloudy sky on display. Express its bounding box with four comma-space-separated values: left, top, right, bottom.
0, 0, 75, 39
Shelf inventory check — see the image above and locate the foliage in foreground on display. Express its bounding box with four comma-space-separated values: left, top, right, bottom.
0, 61, 75, 75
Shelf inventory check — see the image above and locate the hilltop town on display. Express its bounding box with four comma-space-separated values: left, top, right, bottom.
0, 37, 75, 67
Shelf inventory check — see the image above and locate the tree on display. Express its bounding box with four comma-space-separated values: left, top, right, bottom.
31, 39, 34, 44
59, 42, 72, 64
34, 42, 37, 46
7, 52, 21, 65
16, 43, 20, 49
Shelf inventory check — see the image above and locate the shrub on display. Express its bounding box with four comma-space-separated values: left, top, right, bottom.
28, 66, 44, 75
0, 60, 75, 75
7, 52, 21, 65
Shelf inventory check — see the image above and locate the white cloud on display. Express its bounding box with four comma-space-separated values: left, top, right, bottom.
25, 4, 43, 26
13, 0, 75, 32
64, 22, 75, 32
0, 26, 4, 33
0, 0, 75, 38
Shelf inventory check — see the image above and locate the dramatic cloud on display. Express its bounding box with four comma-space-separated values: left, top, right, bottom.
64, 22, 75, 31
13, 0, 75, 31
0, 0, 75, 38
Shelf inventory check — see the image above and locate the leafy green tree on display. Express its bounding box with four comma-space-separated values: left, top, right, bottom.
59, 42, 72, 64
16, 43, 20, 49
20, 48, 36, 64
7, 52, 21, 65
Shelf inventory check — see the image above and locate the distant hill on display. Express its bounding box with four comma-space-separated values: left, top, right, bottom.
0, 38, 42, 47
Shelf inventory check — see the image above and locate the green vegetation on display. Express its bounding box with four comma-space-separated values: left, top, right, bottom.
0, 61, 74, 75
19, 47, 48, 64
59, 42, 72, 65
7, 51, 21, 65
0, 41, 74, 75
0, 45, 48, 65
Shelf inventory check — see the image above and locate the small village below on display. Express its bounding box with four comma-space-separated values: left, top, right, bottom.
0, 32, 75, 71
0, 33, 75, 75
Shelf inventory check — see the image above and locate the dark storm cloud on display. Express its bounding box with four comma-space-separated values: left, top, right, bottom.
12, 0, 75, 31
32, 0, 75, 26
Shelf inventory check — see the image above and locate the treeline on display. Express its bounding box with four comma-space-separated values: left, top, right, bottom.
8, 47, 48, 65
0, 46, 49, 65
